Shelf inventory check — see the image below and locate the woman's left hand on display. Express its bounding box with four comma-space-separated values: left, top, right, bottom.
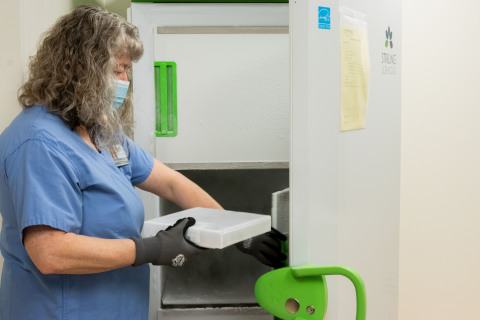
235, 228, 287, 268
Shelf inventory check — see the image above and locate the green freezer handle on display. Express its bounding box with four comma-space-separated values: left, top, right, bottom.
154, 61, 177, 137
255, 264, 366, 320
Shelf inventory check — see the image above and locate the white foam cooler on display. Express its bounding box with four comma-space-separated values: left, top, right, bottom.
142, 207, 271, 249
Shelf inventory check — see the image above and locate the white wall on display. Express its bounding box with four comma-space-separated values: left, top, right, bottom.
1, 2, 22, 129
399, 0, 480, 319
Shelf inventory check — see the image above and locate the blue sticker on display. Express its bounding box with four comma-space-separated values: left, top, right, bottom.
318, 6, 331, 30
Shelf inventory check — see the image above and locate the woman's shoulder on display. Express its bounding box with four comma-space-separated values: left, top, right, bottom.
1, 105, 73, 159
6, 105, 68, 133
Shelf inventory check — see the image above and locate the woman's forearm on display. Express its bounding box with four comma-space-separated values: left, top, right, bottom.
24, 225, 136, 274
137, 159, 223, 210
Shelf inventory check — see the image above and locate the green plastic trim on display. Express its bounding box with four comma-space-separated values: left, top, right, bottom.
132, 1, 288, 3
154, 62, 178, 137
292, 264, 367, 320
255, 264, 367, 320
255, 265, 328, 320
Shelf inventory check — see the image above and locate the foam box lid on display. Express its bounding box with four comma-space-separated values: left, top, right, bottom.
142, 207, 271, 249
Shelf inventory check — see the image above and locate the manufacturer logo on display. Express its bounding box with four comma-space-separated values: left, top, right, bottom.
385, 26, 393, 49
382, 26, 396, 75
318, 7, 331, 30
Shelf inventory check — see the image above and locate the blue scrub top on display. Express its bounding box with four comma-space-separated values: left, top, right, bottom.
0, 106, 154, 320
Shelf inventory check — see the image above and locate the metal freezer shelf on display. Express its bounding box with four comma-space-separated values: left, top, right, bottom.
165, 161, 289, 170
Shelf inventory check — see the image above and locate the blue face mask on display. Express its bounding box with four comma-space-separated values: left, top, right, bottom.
112, 79, 130, 110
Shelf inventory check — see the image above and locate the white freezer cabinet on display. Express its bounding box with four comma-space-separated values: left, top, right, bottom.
131, 2, 290, 168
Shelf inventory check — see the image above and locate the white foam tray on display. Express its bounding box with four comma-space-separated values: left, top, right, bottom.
142, 207, 271, 249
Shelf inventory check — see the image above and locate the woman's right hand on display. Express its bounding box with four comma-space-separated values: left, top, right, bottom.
131, 217, 206, 267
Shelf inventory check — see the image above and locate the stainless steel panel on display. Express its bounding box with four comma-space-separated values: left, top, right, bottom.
157, 307, 272, 320
159, 169, 288, 307
157, 26, 288, 34
165, 162, 289, 171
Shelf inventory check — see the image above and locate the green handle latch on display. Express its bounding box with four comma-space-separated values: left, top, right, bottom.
154, 61, 177, 137
255, 264, 367, 320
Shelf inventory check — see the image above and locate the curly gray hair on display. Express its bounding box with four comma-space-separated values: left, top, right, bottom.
18, 5, 143, 148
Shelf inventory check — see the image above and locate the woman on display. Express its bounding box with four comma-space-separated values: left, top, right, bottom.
0, 5, 285, 320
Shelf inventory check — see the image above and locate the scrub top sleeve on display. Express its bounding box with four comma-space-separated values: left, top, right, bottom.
5, 138, 83, 237
123, 137, 154, 186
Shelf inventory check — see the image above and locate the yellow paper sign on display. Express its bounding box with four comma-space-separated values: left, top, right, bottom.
340, 25, 370, 131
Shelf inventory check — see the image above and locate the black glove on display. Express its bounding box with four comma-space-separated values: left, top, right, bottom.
131, 217, 206, 267
235, 228, 287, 268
